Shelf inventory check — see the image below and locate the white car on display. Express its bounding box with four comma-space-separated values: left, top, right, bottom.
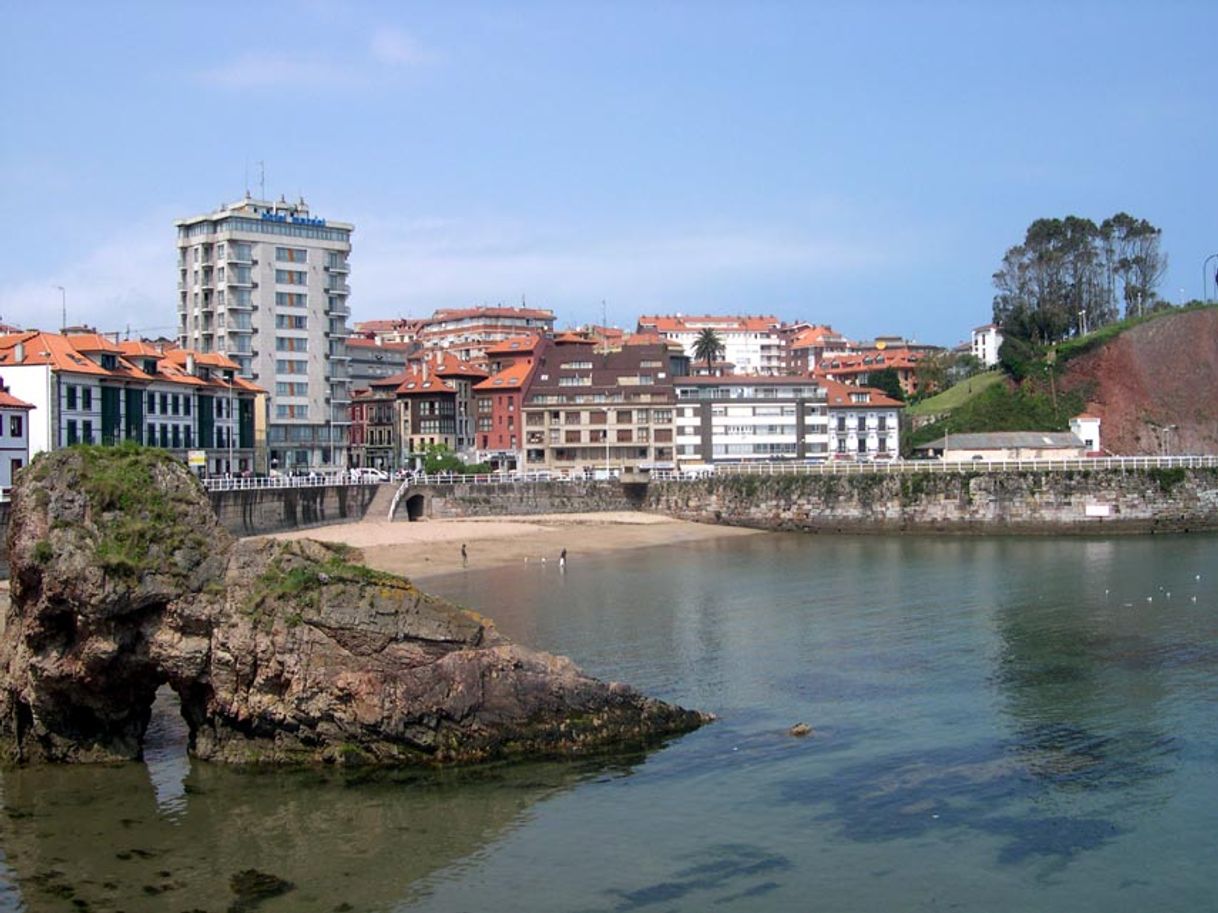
351, 467, 389, 482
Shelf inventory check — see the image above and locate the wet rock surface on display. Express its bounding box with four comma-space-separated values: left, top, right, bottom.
0, 447, 707, 765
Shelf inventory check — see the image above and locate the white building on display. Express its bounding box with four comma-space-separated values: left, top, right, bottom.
822, 379, 903, 460
971, 324, 1003, 367
1069, 414, 1102, 454
0, 383, 33, 491
674, 376, 830, 464
176, 195, 353, 471
638, 315, 786, 375
0, 332, 260, 475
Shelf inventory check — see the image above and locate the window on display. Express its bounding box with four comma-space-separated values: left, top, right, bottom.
275, 247, 307, 263
276, 292, 308, 308
160, 425, 169, 448
275, 337, 308, 352
276, 359, 308, 374
66, 385, 77, 410
836, 416, 846, 433
878, 416, 888, 432
275, 269, 308, 285
857, 438, 868, 454
8, 415, 20, 437
171, 395, 180, 416
184, 397, 192, 416
172, 425, 181, 448
66, 420, 78, 444
147, 423, 155, 444
160, 393, 169, 414
275, 314, 308, 330
275, 382, 309, 396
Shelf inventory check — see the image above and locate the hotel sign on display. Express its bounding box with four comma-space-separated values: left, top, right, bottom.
261, 211, 327, 227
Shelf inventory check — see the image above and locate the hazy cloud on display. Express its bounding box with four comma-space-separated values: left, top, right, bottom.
198, 27, 434, 90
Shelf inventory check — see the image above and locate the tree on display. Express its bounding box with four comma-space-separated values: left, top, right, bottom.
992, 212, 1165, 342
869, 367, 906, 401
691, 327, 725, 373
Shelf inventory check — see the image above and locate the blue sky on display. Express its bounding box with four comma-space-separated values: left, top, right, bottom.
2, 1, 1215, 345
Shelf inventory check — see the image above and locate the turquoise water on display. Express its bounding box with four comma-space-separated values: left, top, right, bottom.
2, 532, 1217, 911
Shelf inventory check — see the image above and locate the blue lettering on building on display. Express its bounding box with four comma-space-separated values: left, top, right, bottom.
260, 212, 327, 227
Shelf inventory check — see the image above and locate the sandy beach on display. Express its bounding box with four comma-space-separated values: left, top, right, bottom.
265, 512, 761, 581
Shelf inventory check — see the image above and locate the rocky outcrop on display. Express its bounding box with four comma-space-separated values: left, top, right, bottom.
0, 447, 707, 765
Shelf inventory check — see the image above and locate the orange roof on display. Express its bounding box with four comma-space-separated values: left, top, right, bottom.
0, 332, 110, 375
425, 306, 555, 323
622, 331, 665, 346
789, 325, 848, 349
0, 389, 34, 410
427, 353, 490, 378
819, 348, 922, 373
819, 377, 904, 408
395, 367, 457, 394
638, 314, 781, 333
118, 340, 168, 358
65, 332, 124, 355
484, 334, 543, 356
474, 358, 536, 391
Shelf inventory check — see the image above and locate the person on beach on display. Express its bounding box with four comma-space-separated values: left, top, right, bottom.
560, 547, 567, 569
461, 543, 468, 567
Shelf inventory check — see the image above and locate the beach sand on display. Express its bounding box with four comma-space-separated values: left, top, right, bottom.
265, 512, 761, 581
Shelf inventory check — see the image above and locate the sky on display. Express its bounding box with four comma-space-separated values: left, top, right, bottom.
2, 0, 1215, 346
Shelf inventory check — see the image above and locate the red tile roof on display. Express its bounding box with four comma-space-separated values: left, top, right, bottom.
474, 358, 536, 391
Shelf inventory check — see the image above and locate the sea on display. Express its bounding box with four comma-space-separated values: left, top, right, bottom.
1, 531, 1216, 912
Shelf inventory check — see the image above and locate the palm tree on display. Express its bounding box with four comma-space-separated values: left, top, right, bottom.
692, 327, 725, 374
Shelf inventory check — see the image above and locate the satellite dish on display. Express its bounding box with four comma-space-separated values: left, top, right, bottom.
875, 340, 887, 350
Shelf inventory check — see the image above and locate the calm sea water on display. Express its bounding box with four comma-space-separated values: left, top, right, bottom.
2, 532, 1217, 912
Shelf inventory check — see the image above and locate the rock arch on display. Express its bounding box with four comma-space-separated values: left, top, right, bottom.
1, 448, 706, 765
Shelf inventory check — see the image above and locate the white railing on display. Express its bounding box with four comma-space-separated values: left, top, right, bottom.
202, 455, 1218, 494
201, 473, 385, 492
648, 455, 1218, 480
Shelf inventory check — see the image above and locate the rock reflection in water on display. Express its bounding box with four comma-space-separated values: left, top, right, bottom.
0, 744, 620, 912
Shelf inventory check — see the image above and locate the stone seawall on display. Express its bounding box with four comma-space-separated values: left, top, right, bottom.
646, 468, 1218, 534
208, 485, 381, 537
406, 481, 644, 520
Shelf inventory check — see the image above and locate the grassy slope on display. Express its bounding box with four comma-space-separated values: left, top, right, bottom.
906, 371, 1004, 416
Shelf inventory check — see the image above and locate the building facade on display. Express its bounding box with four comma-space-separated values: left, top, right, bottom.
971, 324, 1003, 367
416, 307, 556, 363
673, 376, 830, 464
175, 194, 353, 471
822, 380, 902, 460
0, 384, 33, 491
0, 332, 261, 474
636, 315, 786, 375
521, 341, 677, 475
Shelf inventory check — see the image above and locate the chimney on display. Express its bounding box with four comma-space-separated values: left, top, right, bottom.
186, 353, 196, 375
14, 340, 25, 364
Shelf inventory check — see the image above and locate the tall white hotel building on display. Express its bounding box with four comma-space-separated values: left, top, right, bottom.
176, 194, 352, 471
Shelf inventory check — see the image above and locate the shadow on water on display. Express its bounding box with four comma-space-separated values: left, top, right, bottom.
0, 687, 647, 913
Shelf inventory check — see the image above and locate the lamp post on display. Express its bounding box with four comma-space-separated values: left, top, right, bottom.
1204, 253, 1218, 304
228, 374, 234, 475
52, 285, 66, 331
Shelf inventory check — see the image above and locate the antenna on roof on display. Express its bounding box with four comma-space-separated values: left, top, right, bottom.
257, 160, 266, 200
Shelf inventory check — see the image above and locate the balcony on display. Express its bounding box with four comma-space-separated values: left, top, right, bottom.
325, 301, 350, 317
226, 252, 253, 265
228, 274, 255, 288
326, 282, 351, 296
325, 260, 350, 274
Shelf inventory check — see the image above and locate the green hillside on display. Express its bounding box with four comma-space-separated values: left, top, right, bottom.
906, 371, 1004, 417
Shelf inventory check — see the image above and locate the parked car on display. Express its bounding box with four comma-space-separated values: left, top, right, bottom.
351, 467, 390, 482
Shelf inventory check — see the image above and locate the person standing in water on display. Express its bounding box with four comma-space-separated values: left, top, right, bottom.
559, 547, 567, 570
461, 543, 468, 567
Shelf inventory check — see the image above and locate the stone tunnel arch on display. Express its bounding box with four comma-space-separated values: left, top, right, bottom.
405, 493, 426, 521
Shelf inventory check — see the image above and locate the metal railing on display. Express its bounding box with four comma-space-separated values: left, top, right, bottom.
201, 455, 1218, 494
648, 455, 1218, 481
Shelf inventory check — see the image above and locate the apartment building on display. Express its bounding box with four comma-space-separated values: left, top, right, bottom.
521, 340, 678, 474
347, 337, 414, 387
786, 324, 851, 373
636, 314, 786, 375
673, 376, 830, 464
416, 306, 556, 363
821, 379, 902, 459
175, 194, 353, 471
0, 332, 261, 474
971, 324, 1003, 367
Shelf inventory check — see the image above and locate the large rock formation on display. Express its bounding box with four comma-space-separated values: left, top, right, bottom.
0, 447, 707, 765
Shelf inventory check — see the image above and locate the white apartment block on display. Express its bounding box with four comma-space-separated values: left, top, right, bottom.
823, 380, 902, 459
637, 315, 786, 375
176, 195, 353, 470
673, 377, 830, 464
971, 324, 1003, 367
